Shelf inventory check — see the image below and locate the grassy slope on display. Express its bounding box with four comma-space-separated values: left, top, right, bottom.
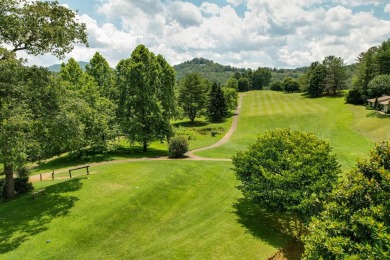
197, 91, 390, 171
30, 116, 232, 175
0, 161, 290, 259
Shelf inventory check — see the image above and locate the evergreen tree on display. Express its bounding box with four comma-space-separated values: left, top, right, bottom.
208, 82, 228, 122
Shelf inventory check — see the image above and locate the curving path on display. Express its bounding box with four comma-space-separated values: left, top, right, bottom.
29, 94, 245, 182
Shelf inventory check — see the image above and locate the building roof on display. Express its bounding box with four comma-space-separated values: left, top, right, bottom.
367, 95, 390, 103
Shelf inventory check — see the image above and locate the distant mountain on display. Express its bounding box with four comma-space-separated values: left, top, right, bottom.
47, 61, 89, 72
173, 58, 310, 85
173, 58, 247, 84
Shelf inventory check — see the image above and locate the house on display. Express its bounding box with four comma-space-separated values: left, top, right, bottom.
367, 95, 390, 114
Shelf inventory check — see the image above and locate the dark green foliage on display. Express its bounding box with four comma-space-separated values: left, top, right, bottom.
232, 129, 340, 226
168, 136, 189, 158
252, 67, 272, 90
173, 58, 246, 84
283, 77, 300, 93
345, 88, 365, 104
0, 178, 33, 202
367, 74, 390, 98
237, 77, 250, 92
178, 73, 208, 123
303, 141, 390, 259
307, 62, 326, 97
208, 82, 228, 122
269, 80, 283, 91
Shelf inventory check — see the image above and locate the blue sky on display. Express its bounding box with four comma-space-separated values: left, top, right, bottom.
25, 0, 390, 68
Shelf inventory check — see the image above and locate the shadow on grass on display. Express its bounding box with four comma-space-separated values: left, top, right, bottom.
301, 92, 345, 99
172, 121, 209, 128
233, 198, 291, 247
233, 198, 304, 259
32, 146, 169, 174
0, 178, 83, 254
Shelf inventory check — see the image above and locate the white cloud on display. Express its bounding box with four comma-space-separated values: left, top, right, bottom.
18, 0, 390, 69
385, 4, 390, 13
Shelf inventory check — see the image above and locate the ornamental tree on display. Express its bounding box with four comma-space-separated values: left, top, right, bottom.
303, 141, 390, 259
232, 129, 340, 226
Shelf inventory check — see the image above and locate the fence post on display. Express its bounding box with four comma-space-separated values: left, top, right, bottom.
52, 170, 54, 180
69, 170, 72, 178
40, 174, 42, 181
87, 166, 89, 175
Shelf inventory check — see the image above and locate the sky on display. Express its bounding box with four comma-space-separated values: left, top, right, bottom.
21, 0, 390, 69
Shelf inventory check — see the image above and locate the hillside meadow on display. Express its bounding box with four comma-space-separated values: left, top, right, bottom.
0, 161, 292, 259
197, 91, 390, 171
1, 90, 389, 259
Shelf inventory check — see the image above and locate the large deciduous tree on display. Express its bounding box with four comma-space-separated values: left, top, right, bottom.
86, 52, 117, 100
117, 45, 175, 152
0, 0, 88, 199
367, 74, 390, 98
0, 0, 87, 59
178, 73, 207, 124
232, 129, 340, 228
323, 56, 347, 95
251, 67, 272, 90
303, 141, 390, 259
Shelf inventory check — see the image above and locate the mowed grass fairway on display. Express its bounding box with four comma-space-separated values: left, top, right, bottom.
197, 91, 390, 170
0, 161, 290, 259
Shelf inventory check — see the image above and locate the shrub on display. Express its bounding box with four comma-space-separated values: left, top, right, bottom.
0, 177, 33, 202
168, 136, 189, 158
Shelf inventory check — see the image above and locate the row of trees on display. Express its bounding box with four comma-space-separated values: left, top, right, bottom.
233, 130, 389, 258
346, 39, 390, 104
225, 67, 272, 92
178, 73, 236, 123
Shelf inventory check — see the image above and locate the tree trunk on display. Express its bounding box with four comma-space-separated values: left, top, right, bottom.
143, 141, 147, 152
5, 163, 15, 199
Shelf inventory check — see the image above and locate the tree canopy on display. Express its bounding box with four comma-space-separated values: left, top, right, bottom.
116, 45, 175, 152
232, 129, 340, 226
303, 141, 390, 259
0, 0, 88, 59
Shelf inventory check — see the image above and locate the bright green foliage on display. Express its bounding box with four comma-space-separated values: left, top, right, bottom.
178, 73, 208, 123
226, 77, 238, 90
222, 87, 238, 111
303, 141, 390, 259
307, 62, 326, 97
252, 67, 272, 90
283, 77, 300, 93
59, 59, 118, 154
168, 136, 189, 158
232, 129, 340, 225
322, 56, 347, 95
0, 0, 87, 58
207, 82, 228, 122
86, 52, 117, 100
270, 80, 283, 91
367, 74, 390, 98
237, 77, 250, 92
59, 58, 84, 86
117, 45, 175, 152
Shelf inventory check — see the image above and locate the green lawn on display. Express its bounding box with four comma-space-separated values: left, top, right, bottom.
0, 161, 291, 259
29, 116, 232, 175
197, 91, 390, 171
